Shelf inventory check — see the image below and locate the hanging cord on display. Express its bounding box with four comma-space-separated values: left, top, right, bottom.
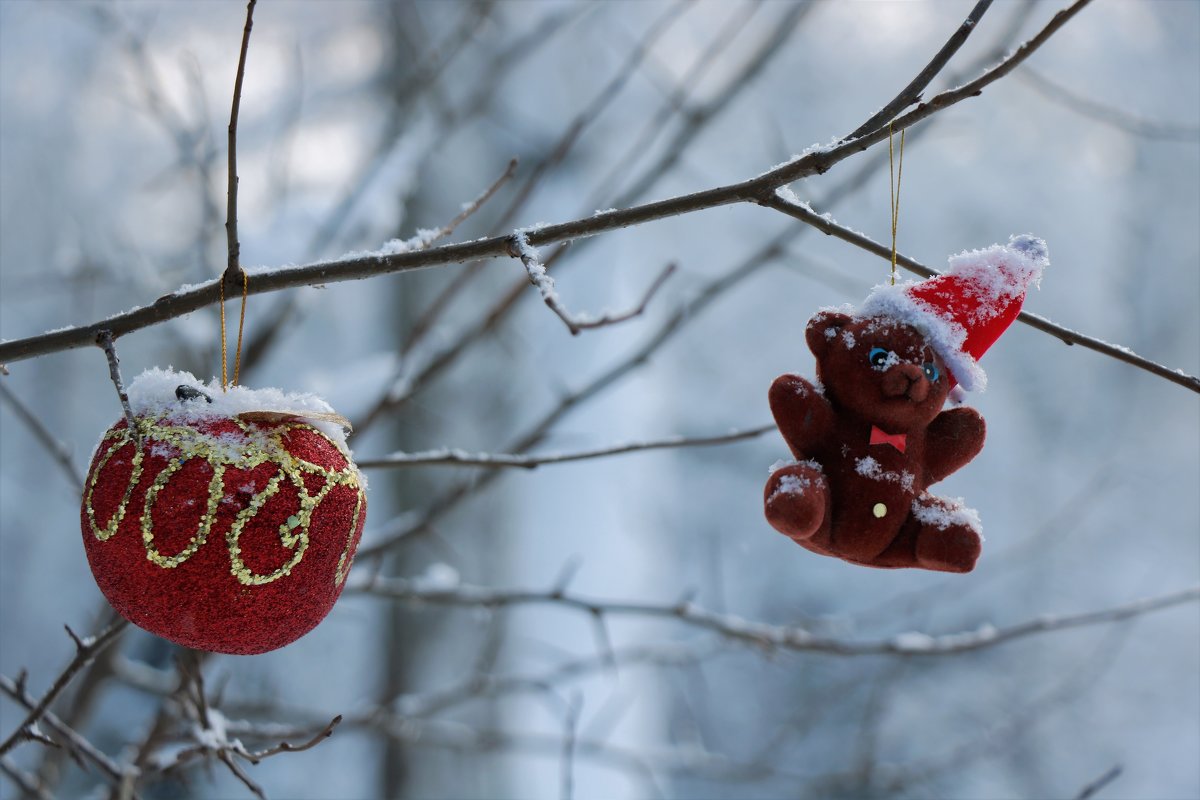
218, 270, 249, 389
888, 119, 906, 286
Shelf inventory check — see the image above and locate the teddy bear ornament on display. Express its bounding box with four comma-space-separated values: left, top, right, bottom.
764, 235, 1048, 573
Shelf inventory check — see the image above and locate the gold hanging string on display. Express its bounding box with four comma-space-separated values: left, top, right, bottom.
888, 119, 906, 286
218, 270, 249, 390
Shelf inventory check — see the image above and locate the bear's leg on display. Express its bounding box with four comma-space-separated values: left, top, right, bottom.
764, 463, 829, 543
910, 495, 982, 573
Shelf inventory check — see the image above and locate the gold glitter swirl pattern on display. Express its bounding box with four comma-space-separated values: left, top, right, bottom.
84, 414, 365, 587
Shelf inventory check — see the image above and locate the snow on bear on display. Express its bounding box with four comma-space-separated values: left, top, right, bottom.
763, 235, 1048, 573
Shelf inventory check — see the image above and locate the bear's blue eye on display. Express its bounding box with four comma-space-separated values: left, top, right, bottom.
923, 362, 940, 382
869, 347, 890, 367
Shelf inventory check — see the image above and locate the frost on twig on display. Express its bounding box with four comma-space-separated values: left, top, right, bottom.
97, 330, 141, 447
159, 656, 341, 800
374, 158, 519, 257
762, 190, 1200, 394
509, 229, 676, 336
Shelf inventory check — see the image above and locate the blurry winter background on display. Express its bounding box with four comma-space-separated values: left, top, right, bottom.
1, 1, 1198, 798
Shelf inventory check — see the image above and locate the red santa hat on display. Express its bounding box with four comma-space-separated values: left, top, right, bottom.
858, 234, 1048, 391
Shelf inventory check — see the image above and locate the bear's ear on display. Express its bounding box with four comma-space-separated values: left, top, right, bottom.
806, 310, 853, 360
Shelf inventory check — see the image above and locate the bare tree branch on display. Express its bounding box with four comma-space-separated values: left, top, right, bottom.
1018, 66, 1200, 141
0, 755, 54, 800
224, 0, 255, 279
0, 618, 128, 758
847, 0, 994, 140
761, 191, 1200, 393
351, 578, 1200, 657
1075, 764, 1123, 800
242, 715, 342, 762
0, 0, 1094, 367
354, 136, 918, 559
0, 382, 84, 488
0, 673, 132, 790
402, 0, 692, 354
560, 693, 582, 800
357, 424, 773, 470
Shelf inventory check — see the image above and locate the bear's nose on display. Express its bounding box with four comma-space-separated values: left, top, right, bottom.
882, 364, 928, 401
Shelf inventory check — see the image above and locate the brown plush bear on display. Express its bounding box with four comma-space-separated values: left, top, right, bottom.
763, 235, 1049, 573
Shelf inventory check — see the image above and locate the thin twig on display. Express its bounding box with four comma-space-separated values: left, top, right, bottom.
0, 0, 1095, 368
218, 750, 266, 800
403, 1, 691, 352
0, 619, 129, 757
1075, 764, 1123, 800
97, 331, 141, 444
355, 141, 899, 559
0, 755, 53, 800
0, 382, 84, 488
424, 158, 518, 247
511, 230, 676, 335
1018, 66, 1200, 141
351, 578, 1200, 657
560, 693, 582, 800
846, 0, 993, 140
243, 715, 342, 761
609, 1, 814, 207
357, 424, 774, 470
225, 0, 256, 278
0, 673, 132, 789
761, 191, 1200, 393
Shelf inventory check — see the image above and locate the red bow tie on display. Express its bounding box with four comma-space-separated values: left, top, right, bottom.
870, 425, 907, 453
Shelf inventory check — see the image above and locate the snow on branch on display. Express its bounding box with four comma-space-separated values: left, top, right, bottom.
0, 0, 1092, 366
97, 330, 141, 446
762, 191, 1200, 394
351, 576, 1200, 657
155, 655, 341, 799
357, 424, 773, 471
846, 0, 993, 141
509, 230, 675, 335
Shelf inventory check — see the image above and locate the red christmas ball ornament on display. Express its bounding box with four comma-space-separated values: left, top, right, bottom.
80, 370, 367, 655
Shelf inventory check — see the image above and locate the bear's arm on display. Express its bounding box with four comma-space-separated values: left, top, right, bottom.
924, 406, 986, 483
769, 374, 835, 459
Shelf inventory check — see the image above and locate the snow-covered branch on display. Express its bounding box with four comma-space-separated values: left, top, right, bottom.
510, 230, 676, 335
762, 191, 1200, 393
0, 0, 1092, 366
97, 331, 140, 445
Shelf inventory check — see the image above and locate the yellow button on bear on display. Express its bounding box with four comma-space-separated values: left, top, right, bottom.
872, 502, 887, 518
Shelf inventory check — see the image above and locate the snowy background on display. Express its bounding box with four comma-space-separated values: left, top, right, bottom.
1, 1, 1198, 798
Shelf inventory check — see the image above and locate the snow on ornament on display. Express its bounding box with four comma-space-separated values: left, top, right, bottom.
764, 235, 1047, 572
81, 368, 367, 654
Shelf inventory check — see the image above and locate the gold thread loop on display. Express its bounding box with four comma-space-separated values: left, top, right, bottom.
232, 270, 248, 387
888, 120, 906, 286
219, 275, 228, 389
218, 271, 250, 389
